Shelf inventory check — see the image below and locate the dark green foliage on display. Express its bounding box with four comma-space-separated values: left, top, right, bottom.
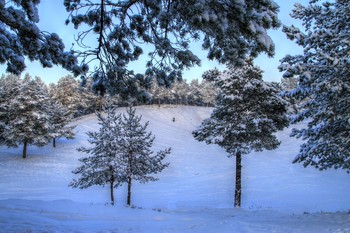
0, 74, 22, 142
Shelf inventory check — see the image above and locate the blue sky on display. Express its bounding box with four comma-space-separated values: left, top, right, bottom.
0, 0, 307, 84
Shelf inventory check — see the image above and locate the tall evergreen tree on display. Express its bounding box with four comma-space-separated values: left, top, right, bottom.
79, 78, 101, 114
279, 0, 350, 171
193, 60, 289, 207
149, 78, 162, 107
171, 79, 190, 105
3, 75, 52, 158
189, 79, 202, 106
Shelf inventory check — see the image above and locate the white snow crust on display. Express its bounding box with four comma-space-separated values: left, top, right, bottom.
0, 105, 349, 232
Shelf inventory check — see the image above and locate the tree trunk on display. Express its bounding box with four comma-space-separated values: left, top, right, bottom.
53, 138, 56, 148
110, 174, 115, 206
234, 151, 242, 207
22, 140, 27, 159
99, 96, 103, 112
127, 176, 132, 206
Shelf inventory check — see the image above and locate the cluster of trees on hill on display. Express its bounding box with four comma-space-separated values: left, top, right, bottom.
147, 77, 217, 106
48, 74, 219, 116
0, 71, 220, 158
1, 0, 349, 208
0, 74, 75, 158
49, 75, 101, 118
0, 67, 292, 208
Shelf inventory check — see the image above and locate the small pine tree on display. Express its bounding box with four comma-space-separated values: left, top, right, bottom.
119, 106, 171, 206
193, 60, 289, 207
48, 101, 75, 147
70, 106, 123, 205
71, 105, 171, 206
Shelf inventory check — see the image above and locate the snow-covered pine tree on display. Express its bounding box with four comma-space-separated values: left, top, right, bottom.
199, 79, 218, 107
0, 1, 83, 75
78, 78, 101, 114
157, 84, 172, 105
48, 101, 75, 148
119, 106, 171, 206
49, 75, 98, 117
49, 76, 82, 117
70, 106, 123, 205
148, 78, 162, 107
197, 68, 222, 106
3, 75, 52, 158
193, 60, 289, 207
279, 0, 350, 172
71, 105, 170, 206
188, 79, 202, 106
171, 79, 190, 105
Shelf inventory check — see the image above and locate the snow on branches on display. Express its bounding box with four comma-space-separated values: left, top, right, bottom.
0, 73, 75, 158
0, 0, 84, 75
71, 104, 170, 206
193, 59, 289, 207
279, 0, 350, 172
63, 0, 281, 93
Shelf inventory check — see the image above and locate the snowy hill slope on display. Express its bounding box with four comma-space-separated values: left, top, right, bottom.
0, 105, 349, 232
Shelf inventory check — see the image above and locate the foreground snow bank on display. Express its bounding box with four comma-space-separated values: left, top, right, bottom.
0, 105, 349, 232
1, 199, 349, 233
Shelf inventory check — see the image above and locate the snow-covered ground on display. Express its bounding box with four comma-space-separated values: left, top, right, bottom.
0, 105, 349, 232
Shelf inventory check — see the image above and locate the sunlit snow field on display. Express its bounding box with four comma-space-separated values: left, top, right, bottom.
0, 105, 349, 232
